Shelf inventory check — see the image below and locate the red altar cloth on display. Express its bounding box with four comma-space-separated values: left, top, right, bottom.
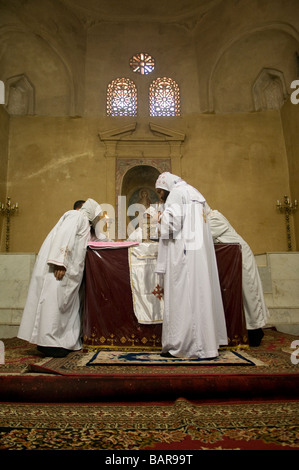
83, 243, 248, 350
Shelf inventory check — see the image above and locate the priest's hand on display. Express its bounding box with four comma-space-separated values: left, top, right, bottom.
54, 266, 66, 280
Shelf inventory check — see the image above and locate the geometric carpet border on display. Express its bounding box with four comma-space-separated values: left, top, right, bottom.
84, 349, 260, 367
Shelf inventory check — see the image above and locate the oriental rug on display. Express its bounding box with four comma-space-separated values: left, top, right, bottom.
0, 328, 298, 404
0, 398, 298, 450
84, 349, 259, 366
0, 328, 297, 377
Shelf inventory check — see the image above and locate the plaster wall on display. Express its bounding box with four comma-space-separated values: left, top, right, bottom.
0, 0, 298, 254
0, 106, 9, 203
0, 106, 9, 247
2, 109, 291, 254
281, 98, 299, 251
84, 21, 200, 117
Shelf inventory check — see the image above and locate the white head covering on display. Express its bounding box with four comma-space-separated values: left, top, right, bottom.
155, 172, 183, 192
80, 198, 102, 222
156, 172, 206, 204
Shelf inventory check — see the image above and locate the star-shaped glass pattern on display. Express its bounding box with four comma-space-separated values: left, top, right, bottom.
107, 78, 137, 116
129, 53, 155, 75
149, 77, 180, 116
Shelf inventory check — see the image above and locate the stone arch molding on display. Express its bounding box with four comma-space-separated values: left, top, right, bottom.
0, 25, 77, 115
5, 73, 35, 115
98, 121, 185, 222
252, 68, 288, 111
208, 22, 299, 112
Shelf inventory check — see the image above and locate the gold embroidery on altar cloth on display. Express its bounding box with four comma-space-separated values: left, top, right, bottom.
83, 333, 161, 351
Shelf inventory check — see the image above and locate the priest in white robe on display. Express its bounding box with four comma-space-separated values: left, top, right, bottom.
155, 172, 228, 359
18, 198, 102, 357
206, 204, 269, 346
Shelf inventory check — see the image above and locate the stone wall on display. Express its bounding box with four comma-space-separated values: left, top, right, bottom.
256, 252, 299, 335
0, 106, 9, 208
281, 98, 299, 251
0, 253, 36, 338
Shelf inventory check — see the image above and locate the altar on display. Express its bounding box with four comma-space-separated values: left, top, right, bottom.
82, 242, 248, 350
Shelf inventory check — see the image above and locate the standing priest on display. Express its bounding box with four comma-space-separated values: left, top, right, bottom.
18, 198, 102, 357
155, 172, 228, 359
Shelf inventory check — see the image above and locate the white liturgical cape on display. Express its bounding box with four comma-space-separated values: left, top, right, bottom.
18, 199, 102, 351
155, 173, 228, 359
206, 205, 269, 330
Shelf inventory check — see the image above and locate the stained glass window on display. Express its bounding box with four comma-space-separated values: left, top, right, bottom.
149, 77, 180, 116
107, 78, 137, 116
129, 53, 155, 75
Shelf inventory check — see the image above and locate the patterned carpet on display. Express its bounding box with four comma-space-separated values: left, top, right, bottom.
0, 328, 298, 451
0, 327, 297, 376
0, 398, 298, 450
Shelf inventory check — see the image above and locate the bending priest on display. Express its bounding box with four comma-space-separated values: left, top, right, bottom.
18, 199, 103, 357
206, 204, 269, 346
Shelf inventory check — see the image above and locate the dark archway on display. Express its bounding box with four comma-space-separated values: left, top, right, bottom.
121, 165, 160, 235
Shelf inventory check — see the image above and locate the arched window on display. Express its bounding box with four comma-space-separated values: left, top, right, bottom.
149, 77, 180, 117
107, 78, 137, 116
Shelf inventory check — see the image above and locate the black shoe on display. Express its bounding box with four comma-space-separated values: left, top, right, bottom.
248, 329, 264, 347
160, 351, 176, 358
37, 346, 72, 358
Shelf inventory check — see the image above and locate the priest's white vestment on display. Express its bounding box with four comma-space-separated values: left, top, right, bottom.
18, 199, 102, 351
155, 173, 228, 359
206, 205, 269, 330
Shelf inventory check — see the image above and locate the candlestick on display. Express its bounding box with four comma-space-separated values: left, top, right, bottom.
0, 197, 19, 252
276, 195, 297, 251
